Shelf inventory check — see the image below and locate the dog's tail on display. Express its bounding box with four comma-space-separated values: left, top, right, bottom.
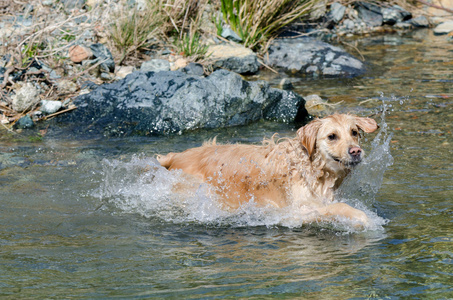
156, 153, 176, 169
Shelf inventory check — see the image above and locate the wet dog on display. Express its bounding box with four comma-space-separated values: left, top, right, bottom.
157, 114, 378, 227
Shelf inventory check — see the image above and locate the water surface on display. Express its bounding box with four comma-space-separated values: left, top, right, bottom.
0, 29, 452, 298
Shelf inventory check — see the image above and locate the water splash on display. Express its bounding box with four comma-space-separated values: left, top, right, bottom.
97, 112, 393, 232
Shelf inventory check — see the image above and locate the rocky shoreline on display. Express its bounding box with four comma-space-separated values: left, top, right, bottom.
1, 0, 453, 135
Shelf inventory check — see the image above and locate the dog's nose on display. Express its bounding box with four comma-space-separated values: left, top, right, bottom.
349, 147, 362, 158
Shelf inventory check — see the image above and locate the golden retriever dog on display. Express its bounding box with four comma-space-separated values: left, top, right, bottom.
157, 114, 378, 227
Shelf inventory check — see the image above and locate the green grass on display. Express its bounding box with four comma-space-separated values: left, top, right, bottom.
220, 0, 319, 52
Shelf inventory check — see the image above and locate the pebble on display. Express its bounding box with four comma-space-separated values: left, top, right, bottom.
408, 16, 429, 27
15, 115, 34, 129
41, 100, 62, 114
208, 44, 259, 74
11, 83, 40, 112
89, 43, 115, 73
62, 0, 86, 11
221, 27, 242, 42
69, 45, 93, 63
57, 79, 78, 94
279, 78, 293, 90
170, 58, 189, 71
433, 21, 453, 35
329, 2, 346, 23
140, 59, 171, 72
115, 66, 135, 79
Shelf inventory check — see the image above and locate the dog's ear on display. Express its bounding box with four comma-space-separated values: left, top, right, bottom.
297, 119, 321, 158
355, 117, 378, 133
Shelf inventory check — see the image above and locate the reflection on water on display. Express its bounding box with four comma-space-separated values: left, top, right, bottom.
0, 29, 452, 298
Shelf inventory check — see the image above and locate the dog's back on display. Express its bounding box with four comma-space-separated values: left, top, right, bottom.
157, 142, 296, 209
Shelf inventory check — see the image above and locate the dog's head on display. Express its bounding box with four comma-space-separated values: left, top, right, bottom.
297, 114, 378, 172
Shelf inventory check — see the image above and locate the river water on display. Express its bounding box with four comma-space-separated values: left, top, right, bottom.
1, 29, 452, 298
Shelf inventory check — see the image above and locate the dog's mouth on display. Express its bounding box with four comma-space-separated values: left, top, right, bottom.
331, 155, 361, 168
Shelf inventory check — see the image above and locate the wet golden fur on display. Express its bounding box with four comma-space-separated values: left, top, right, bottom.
157, 114, 378, 226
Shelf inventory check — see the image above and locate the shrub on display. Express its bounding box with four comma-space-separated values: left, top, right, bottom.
220, 0, 317, 52
109, 1, 164, 65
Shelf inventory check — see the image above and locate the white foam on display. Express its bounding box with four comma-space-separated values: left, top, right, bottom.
97, 116, 392, 233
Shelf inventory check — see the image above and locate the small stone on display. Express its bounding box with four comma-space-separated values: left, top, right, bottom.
115, 66, 135, 79
62, 0, 85, 10
171, 58, 189, 71
355, 1, 383, 27
408, 16, 429, 27
433, 21, 453, 35
329, 2, 346, 23
89, 43, 115, 72
11, 83, 40, 112
279, 78, 293, 90
41, 100, 62, 114
86, 0, 102, 7
221, 27, 242, 42
15, 115, 34, 129
100, 72, 113, 81
382, 5, 411, 25
69, 45, 93, 63
304, 94, 327, 111
140, 59, 171, 72
208, 44, 259, 74
343, 19, 355, 30
57, 79, 78, 94
394, 22, 413, 29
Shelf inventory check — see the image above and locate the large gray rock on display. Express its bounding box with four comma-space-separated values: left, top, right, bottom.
266, 38, 366, 77
63, 69, 308, 135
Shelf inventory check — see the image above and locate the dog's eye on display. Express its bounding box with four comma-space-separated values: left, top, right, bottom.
352, 129, 358, 137
328, 134, 337, 141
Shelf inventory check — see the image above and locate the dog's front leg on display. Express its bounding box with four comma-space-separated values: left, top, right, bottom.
316, 202, 369, 228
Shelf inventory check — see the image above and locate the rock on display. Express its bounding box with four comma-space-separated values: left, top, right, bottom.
62, 0, 85, 10
171, 58, 189, 71
408, 16, 429, 28
382, 5, 412, 25
115, 66, 136, 79
310, 0, 328, 20
304, 94, 327, 113
62, 69, 308, 135
279, 78, 293, 90
394, 22, 413, 30
11, 83, 40, 112
41, 100, 62, 114
221, 27, 242, 42
433, 21, 453, 35
69, 45, 93, 63
266, 38, 366, 77
57, 79, 78, 94
89, 43, 115, 73
39, 63, 60, 79
140, 59, 171, 72
329, 2, 346, 23
179, 63, 204, 76
343, 19, 356, 30
86, 0, 102, 7
15, 115, 34, 129
208, 44, 259, 74
355, 1, 383, 27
